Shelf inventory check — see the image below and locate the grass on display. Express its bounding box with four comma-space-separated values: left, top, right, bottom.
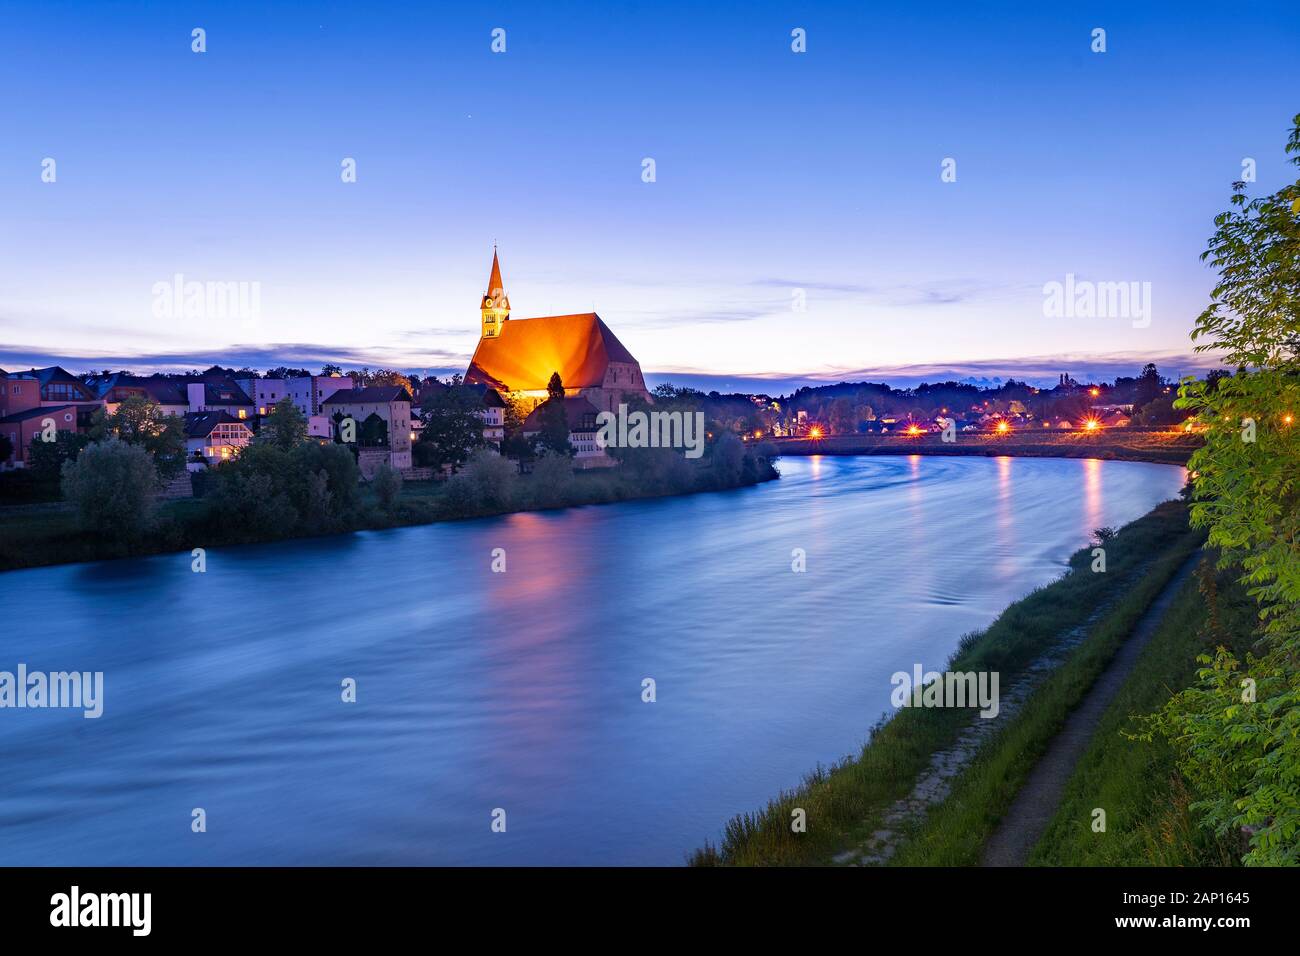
691, 499, 1200, 866
1026, 560, 1256, 866
886, 529, 1204, 865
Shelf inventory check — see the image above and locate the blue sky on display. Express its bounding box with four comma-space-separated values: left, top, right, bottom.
1, 1, 1297, 389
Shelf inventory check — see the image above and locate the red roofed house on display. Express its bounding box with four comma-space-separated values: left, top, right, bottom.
464, 249, 652, 414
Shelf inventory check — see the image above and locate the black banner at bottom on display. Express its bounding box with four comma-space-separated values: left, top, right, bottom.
0, 865, 1288, 941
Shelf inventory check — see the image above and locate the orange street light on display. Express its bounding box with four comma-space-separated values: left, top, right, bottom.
808, 426, 824, 439
1089, 388, 1099, 398
907, 424, 922, 436
996, 420, 1011, 434
1084, 418, 1101, 431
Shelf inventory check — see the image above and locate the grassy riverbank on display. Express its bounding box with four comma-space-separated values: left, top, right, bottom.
889, 532, 1202, 865
767, 427, 1200, 465
0, 456, 777, 573
691, 499, 1202, 866
1027, 560, 1256, 866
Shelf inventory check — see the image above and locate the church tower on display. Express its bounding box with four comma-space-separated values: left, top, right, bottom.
480, 248, 510, 339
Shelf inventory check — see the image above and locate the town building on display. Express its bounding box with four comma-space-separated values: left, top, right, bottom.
2, 366, 100, 420
321, 385, 413, 477
464, 250, 652, 414
184, 411, 253, 466
235, 373, 353, 417
522, 395, 612, 468
464, 382, 506, 446
235, 373, 353, 439
0, 405, 78, 468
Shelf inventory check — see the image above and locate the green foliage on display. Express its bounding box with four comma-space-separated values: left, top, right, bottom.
525, 450, 575, 507
1032, 568, 1242, 866
60, 438, 158, 538
0, 432, 13, 465
372, 462, 404, 511
257, 396, 309, 449
27, 430, 89, 485
1132, 394, 1183, 427
1155, 114, 1300, 865
534, 372, 573, 456
460, 447, 516, 510
416, 382, 485, 470
206, 439, 362, 538
93, 395, 187, 479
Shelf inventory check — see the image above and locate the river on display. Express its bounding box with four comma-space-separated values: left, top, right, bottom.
0, 455, 1185, 865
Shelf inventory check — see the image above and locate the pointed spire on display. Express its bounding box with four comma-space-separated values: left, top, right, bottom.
480, 247, 510, 338
487, 247, 505, 300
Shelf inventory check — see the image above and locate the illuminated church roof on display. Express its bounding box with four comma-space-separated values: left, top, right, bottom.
466, 312, 638, 392
464, 251, 641, 394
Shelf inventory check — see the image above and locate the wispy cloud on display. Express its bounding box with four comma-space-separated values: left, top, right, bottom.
0, 342, 470, 375
749, 277, 1027, 306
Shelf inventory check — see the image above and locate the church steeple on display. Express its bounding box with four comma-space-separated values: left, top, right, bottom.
480, 247, 510, 339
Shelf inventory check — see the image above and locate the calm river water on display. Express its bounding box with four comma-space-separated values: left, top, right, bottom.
0, 455, 1184, 865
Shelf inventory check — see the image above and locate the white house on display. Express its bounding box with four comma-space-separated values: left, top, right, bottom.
184, 411, 253, 466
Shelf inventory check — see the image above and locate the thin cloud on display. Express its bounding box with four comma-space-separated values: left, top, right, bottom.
0, 342, 470, 374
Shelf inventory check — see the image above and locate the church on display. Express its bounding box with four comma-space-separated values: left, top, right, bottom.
464, 250, 652, 413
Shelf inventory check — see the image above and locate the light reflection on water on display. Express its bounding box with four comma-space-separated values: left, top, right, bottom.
0, 455, 1184, 865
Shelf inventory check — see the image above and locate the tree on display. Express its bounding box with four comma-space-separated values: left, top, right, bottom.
27, 431, 89, 486
0, 433, 12, 465
321, 364, 343, 377
60, 438, 157, 538
94, 395, 186, 479
1135, 362, 1162, 410
500, 395, 532, 459
1145, 114, 1300, 865
207, 438, 362, 538
1131, 394, 1182, 427
416, 382, 485, 471
828, 397, 856, 434
367, 369, 413, 391
357, 412, 389, 448
258, 396, 309, 449
535, 372, 573, 456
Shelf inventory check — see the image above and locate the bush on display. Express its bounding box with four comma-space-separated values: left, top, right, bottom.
440, 475, 479, 516
372, 463, 404, 511
59, 438, 157, 539
205, 440, 363, 538
711, 432, 746, 485
290, 441, 362, 526
461, 448, 516, 510
526, 450, 574, 507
